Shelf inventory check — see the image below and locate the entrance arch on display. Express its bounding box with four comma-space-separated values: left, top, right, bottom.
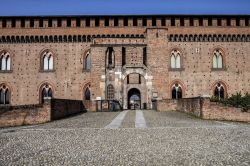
128, 88, 141, 109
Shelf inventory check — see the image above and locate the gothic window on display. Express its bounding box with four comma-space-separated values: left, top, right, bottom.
0, 84, 10, 105
0, 51, 11, 71
171, 83, 182, 99
85, 87, 91, 100
214, 83, 225, 100
107, 84, 114, 100
170, 50, 181, 69
106, 47, 115, 69
213, 49, 223, 69
42, 51, 53, 71
40, 84, 53, 103
84, 51, 91, 71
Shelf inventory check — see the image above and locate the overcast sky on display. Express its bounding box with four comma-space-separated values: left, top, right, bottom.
0, 0, 250, 16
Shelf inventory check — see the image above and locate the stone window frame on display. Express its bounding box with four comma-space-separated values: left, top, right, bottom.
169, 48, 184, 71
211, 47, 227, 71
170, 80, 185, 99
0, 50, 13, 73
212, 81, 228, 99
0, 83, 11, 105
40, 49, 55, 72
82, 49, 91, 72
39, 82, 54, 104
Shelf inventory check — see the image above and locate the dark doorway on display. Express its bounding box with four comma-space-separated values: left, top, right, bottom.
128, 88, 141, 109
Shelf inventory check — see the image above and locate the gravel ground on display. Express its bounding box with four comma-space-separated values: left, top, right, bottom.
0, 110, 249, 165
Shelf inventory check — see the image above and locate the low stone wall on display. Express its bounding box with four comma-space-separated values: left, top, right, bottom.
0, 102, 51, 127
177, 97, 250, 122
155, 97, 250, 122
153, 99, 177, 111
176, 97, 202, 117
51, 99, 86, 120
0, 99, 86, 128
202, 99, 250, 122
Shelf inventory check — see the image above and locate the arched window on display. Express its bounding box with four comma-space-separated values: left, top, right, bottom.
107, 84, 114, 100
214, 83, 225, 100
0, 51, 11, 71
171, 83, 182, 99
84, 87, 91, 100
106, 47, 115, 68
0, 84, 10, 105
84, 51, 91, 70
170, 50, 181, 69
213, 49, 223, 69
40, 83, 53, 103
42, 51, 53, 71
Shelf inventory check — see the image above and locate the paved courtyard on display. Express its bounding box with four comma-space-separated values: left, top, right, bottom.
0, 110, 249, 165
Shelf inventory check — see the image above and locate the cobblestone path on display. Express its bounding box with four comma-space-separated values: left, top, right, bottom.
0, 110, 249, 165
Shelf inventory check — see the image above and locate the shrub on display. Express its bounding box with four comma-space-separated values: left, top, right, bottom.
210, 92, 250, 112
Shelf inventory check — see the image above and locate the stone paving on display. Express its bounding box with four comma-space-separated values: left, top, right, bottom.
0, 110, 250, 165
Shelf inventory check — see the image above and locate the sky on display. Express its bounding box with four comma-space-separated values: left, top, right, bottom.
0, 0, 250, 16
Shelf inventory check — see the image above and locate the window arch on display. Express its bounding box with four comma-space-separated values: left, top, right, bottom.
40, 83, 53, 104
84, 50, 91, 71
170, 50, 181, 69
171, 83, 183, 99
41, 50, 54, 71
214, 82, 226, 100
107, 84, 114, 100
212, 49, 224, 69
0, 84, 10, 105
0, 51, 11, 71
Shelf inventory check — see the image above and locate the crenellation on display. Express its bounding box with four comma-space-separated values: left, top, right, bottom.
62, 18, 67, 27
6, 19, 12, 28
184, 18, 189, 26
175, 18, 180, 27
43, 19, 48, 28
212, 18, 217, 26
52, 19, 57, 27
71, 18, 76, 27
90, 18, 95, 27
128, 18, 133, 27
34, 19, 39, 28
231, 18, 236, 26
240, 18, 245, 26
147, 18, 152, 27
166, 17, 171, 26
194, 18, 199, 27
25, 19, 30, 28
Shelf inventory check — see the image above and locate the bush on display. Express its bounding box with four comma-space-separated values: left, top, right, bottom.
210, 92, 250, 112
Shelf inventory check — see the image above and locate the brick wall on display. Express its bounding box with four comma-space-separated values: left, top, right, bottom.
156, 97, 250, 122
0, 101, 51, 127
155, 99, 177, 111
176, 97, 202, 117
0, 99, 86, 127
202, 99, 250, 122
51, 99, 86, 120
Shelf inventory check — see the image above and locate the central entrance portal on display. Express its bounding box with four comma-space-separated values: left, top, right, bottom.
128, 88, 141, 109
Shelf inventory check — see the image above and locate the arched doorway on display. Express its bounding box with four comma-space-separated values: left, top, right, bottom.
128, 88, 141, 109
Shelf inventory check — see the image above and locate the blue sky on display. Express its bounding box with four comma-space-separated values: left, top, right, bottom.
0, 0, 250, 16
